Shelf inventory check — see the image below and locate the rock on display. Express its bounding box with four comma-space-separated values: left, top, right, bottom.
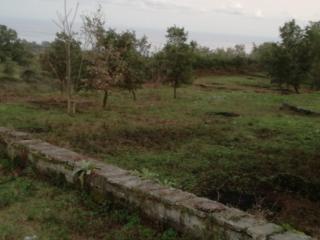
269, 232, 312, 240
24, 236, 38, 240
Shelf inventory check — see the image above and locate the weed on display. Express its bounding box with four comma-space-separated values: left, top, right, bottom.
72, 160, 99, 189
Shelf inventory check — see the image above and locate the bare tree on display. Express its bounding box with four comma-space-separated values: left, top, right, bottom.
54, 0, 79, 114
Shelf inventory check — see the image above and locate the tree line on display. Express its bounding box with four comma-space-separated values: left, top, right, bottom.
0, 16, 253, 107
253, 20, 320, 93
1, 6, 320, 113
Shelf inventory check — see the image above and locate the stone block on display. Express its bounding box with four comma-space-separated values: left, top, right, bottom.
247, 223, 283, 240
0, 128, 315, 240
269, 232, 312, 240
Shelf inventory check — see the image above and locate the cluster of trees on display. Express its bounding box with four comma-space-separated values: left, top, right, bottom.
192, 44, 253, 73
0, 24, 53, 82
37, 6, 197, 110
151, 26, 194, 98
81, 9, 151, 106
40, 32, 83, 93
2, 3, 320, 114
253, 20, 320, 92
0, 25, 37, 79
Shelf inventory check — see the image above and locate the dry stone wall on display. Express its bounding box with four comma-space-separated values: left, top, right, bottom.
0, 127, 314, 240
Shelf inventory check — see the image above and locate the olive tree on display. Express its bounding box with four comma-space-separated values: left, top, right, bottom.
53, 0, 79, 114
254, 20, 310, 93
305, 21, 320, 89
82, 10, 125, 108
162, 26, 194, 98
83, 8, 150, 106
0, 25, 32, 66
117, 33, 150, 100
40, 32, 83, 93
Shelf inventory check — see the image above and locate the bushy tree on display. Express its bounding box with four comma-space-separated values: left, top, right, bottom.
40, 32, 83, 93
21, 69, 38, 82
254, 20, 310, 93
2, 57, 17, 77
192, 43, 251, 73
87, 35, 124, 108
0, 25, 32, 66
305, 21, 320, 89
117, 33, 150, 100
162, 26, 194, 98
83, 10, 125, 108
279, 20, 310, 92
83, 8, 150, 106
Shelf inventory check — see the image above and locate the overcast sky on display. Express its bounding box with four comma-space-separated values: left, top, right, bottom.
1, 0, 319, 49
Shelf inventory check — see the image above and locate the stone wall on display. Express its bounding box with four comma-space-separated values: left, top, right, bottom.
0, 127, 313, 240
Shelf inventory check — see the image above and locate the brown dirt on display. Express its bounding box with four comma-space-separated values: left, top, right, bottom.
27, 96, 96, 112
272, 194, 320, 238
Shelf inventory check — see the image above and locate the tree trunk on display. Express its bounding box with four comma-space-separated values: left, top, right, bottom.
294, 85, 300, 94
173, 82, 177, 99
72, 101, 77, 115
102, 90, 108, 109
131, 89, 137, 101
48, 60, 65, 95
66, 39, 72, 114
60, 79, 65, 95
75, 54, 84, 92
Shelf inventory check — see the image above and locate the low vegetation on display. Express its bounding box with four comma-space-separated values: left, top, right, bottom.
0, 75, 319, 237
0, 156, 192, 240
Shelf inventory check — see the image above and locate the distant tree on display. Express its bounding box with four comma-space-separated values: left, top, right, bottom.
21, 40, 50, 55
254, 20, 310, 93
232, 45, 247, 71
278, 20, 309, 93
0, 25, 32, 66
149, 48, 167, 83
2, 58, 16, 77
162, 26, 194, 98
21, 69, 38, 82
82, 9, 125, 108
53, 0, 80, 114
191, 42, 253, 73
87, 47, 124, 108
267, 44, 292, 88
252, 42, 289, 87
40, 32, 83, 93
251, 42, 275, 64
117, 32, 150, 100
305, 21, 320, 89
83, 8, 150, 105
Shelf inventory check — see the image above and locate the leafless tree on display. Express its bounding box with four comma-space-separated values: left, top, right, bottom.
54, 0, 79, 114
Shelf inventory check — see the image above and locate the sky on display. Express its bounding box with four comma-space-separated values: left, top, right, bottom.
1, 0, 319, 50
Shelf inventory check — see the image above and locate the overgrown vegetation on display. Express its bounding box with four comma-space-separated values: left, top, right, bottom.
253, 20, 320, 92
0, 156, 191, 240
0, 75, 319, 237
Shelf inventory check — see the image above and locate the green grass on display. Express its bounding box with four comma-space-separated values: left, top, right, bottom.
0, 158, 191, 240
0, 74, 320, 237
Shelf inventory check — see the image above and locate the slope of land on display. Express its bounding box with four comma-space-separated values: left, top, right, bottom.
0, 75, 319, 237
0, 157, 191, 240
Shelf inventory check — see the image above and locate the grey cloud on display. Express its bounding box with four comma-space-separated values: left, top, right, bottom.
102, 0, 252, 16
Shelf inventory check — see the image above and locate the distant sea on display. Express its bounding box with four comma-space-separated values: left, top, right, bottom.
0, 17, 277, 52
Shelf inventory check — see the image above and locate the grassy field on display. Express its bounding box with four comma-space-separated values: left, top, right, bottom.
0, 75, 319, 237
0, 157, 191, 240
